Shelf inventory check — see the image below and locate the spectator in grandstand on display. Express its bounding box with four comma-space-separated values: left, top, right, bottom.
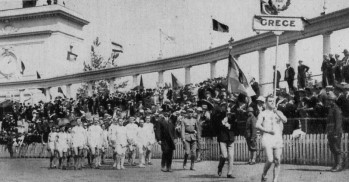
321, 54, 335, 87
284, 63, 295, 93
297, 60, 310, 89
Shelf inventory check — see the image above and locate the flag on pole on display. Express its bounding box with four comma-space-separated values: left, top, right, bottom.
38, 88, 46, 95
212, 19, 229, 33
171, 73, 183, 89
36, 71, 41, 79
20, 61, 25, 75
140, 75, 144, 89
227, 55, 255, 96
58, 87, 66, 98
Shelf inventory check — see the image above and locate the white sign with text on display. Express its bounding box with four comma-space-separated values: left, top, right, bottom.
253, 15, 305, 31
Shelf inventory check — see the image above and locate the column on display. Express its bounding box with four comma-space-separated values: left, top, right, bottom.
87, 82, 93, 97
288, 41, 297, 70
258, 48, 267, 96
109, 78, 116, 94
158, 71, 164, 87
66, 84, 72, 99
132, 74, 139, 87
45, 87, 51, 102
185, 66, 191, 85
210, 61, 217, 79
19, 89, 25, 103
323, 31, 332, 55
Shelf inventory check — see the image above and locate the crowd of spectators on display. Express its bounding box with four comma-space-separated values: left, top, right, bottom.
2, 56, 349, 153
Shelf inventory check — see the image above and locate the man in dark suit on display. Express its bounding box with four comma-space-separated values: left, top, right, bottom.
155, 111, 176, 172
284, 63, 295, 92
297, 60, 310, 89
216, 103, 237, 178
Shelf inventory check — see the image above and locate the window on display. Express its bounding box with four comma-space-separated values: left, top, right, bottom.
22, 0, 37, 8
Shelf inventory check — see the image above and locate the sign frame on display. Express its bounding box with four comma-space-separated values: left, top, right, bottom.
252, 15, 305, 32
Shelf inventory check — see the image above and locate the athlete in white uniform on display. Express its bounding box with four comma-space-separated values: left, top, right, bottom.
136, 120, 147, 168
99, 124, 109, 166
108, 118, 119, 168
256, 96, 287, 182
55, 126, 69, 169
125, 117, 139, 166
113, 118, 128, 169
143, 115, 156, 165
47, 126, 58, 168
87, 119, 103, 168
71, 119, 87, 170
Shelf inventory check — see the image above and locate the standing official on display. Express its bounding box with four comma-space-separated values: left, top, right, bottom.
181, 109, 200, 170
245, 107, 257, 165
326, 92, 344, 172
284, 63, 295, 92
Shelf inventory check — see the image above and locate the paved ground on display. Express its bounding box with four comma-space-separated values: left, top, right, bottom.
0, 158, 348, 182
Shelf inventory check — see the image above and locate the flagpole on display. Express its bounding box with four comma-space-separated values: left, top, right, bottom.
273, 31, 283, 100
159, 29, 162, 59
210, 15, 213, 49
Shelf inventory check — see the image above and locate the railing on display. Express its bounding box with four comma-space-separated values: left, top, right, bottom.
1, 133, 348, 167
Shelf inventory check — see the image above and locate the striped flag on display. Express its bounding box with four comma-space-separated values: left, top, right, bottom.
227, 55, 255, 96
36, 71, 41, 79
20, 61, 25, 75
171, 73, 183, 89
212, 19, 229, 33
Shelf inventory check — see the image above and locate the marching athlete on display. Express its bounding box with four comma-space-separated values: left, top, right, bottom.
47, 126, 58, 168
113, 118, 128, 169
87, 118, 103, 168
256, 95, 287, 182
125, 117, 139, 166
71, 118, 87, 170
144, 115, 156, 165
55, 125, 69, 170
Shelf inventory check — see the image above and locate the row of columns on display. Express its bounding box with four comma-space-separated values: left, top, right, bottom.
258, 31, 332, 95
17, 32, 332, 102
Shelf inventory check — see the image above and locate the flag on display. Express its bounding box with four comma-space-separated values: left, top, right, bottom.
140, 75, 144, 89
36, 71, 41, 79
212, 19, 229, 33
58, 87, 66, 98
20, 61, 25, 75
38, 88, 46, 95
171, 73, 183, 89
227, 55, 255, 96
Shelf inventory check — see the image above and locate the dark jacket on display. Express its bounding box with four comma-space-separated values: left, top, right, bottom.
216, 111, 236, 143
326, 103, 343, 135
284, 67, 295, 81
245, 114, 257, 138
155, 116, 176, 153
298, 64, 310, 78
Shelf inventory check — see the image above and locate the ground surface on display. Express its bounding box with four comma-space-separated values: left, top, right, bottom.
0, 158, 348, 182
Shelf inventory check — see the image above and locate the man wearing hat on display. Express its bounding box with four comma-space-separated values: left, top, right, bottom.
155, 111, 176, 172
181, 109, 200, 170
326, 92, 344, 172
245, 107, 257, 165
284, 63, 295, 92
297, 60, 310, 89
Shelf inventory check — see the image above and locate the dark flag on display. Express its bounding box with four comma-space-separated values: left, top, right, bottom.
58, 87, 66, 98
38, 88, 46, 95
140, 75, 144, 89
20, 61, 25, 75
171, 73, 183, 89
36, 71, 41, 79
227, 54, 255, 96
212, 19, 229, 33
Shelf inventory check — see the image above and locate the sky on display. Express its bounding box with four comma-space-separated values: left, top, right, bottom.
31, 0, 349, 96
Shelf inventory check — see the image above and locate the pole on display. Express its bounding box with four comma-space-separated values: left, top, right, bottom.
273, 31, 283, 99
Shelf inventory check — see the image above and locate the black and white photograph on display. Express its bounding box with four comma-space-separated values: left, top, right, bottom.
0, 0, 348, 181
